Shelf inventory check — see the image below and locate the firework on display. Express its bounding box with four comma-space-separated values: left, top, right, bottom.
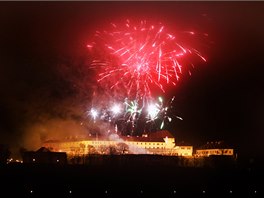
87, 19, 206, 102
85, 20, 207, 135
85, 96, 182, 136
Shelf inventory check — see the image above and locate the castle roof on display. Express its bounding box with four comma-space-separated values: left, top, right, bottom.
148, 130, 174, 138
121, 136, 164, 143
43, 130, 175, 144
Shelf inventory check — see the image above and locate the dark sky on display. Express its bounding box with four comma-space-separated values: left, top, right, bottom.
0, 2, 264, 157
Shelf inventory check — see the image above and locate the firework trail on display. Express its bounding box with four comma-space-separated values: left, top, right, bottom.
87, 19, 206, 103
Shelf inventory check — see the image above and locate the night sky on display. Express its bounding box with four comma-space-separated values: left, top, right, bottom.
0, 2, 264, 158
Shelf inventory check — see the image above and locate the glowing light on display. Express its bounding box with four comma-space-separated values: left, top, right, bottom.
111, 104, 121, 115
90, 108, 98, 120
147, 103, 160, 120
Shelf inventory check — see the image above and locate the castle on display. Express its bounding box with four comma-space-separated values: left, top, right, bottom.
43, 130, 193, 157
42, 130, 235, 160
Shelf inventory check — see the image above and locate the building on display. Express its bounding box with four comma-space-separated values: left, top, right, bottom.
23, 147, 67, 164
43, 130, 193, 157
195, 141, 234, 157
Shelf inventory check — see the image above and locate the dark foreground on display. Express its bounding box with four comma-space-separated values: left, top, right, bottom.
1, 156, 264, 198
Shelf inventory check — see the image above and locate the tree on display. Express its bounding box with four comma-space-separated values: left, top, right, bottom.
79, 143, 86, 164
117, 142, 129, 154
109, 145, 118, 155
98, 145, 109, 154
87, 145, 97, 154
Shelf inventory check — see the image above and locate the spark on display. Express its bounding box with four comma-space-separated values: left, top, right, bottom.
176, 116, 183, 121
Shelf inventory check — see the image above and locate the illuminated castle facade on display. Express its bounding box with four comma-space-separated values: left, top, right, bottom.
43, 130, 193, 157
195, 141, 234, 157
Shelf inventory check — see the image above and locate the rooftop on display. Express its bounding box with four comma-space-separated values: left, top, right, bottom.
43, 130, 175, 144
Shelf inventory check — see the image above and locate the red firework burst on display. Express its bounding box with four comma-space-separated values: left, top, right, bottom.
87, 20, 206, 101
